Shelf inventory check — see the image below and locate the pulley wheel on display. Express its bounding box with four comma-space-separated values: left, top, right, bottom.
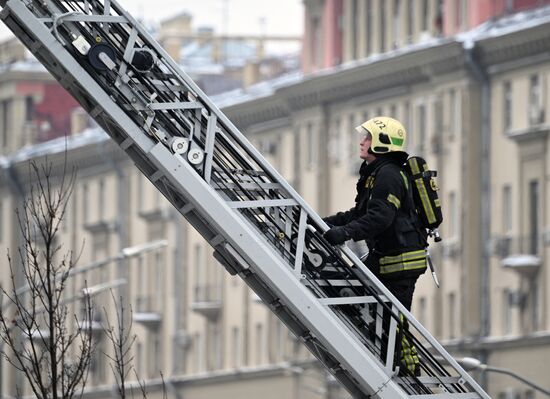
88, 43, 116, 71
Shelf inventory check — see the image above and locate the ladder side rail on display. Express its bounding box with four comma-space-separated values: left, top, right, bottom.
76, 10, 478, 393
0, 1, 490, 397
105, 0, 318, 209
145, 141, 410, 399
336, 245, 487, 395
0, 4, 407, 396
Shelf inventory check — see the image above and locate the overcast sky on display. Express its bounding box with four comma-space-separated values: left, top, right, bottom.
0, 0, 304, 41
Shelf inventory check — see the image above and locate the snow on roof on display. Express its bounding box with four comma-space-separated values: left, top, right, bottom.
211, 70, 303, 108
213, 5, 550, 109
2, 5, 550, 162
0, 58, 48, 73
0, 127, 109, 169
180, 39, 257, 68
457, 4, 550, 48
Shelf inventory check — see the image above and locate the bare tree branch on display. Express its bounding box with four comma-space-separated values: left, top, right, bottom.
103, 291, 137, 399
0, 157, 93, 399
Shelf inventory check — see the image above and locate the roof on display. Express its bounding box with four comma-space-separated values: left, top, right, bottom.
2, 5, 550, 162
213, 4, 550, 109
180, 39, 257, 69
0, 127, 109, 169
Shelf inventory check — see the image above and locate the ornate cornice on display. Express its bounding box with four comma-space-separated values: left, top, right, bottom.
475, 22, 550, 69
222, 41, 466, 130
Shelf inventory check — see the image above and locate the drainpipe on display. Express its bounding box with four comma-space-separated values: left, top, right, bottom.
98, 142, 128, 297
318, 102, 330, 215
3, 163, 26, 397
172, 207, 187, 374
464, 43, 491, 389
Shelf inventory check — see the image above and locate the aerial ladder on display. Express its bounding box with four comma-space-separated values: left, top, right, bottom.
0, 1, 490, 398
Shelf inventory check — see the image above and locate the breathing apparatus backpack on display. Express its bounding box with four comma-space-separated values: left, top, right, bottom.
403, 156, 443, 230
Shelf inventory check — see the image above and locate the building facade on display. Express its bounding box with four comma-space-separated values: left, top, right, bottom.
1, 2, 550, 399
221, 2, 550, 398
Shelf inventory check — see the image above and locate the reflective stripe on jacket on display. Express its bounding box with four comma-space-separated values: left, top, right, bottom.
379, 250, 427, 275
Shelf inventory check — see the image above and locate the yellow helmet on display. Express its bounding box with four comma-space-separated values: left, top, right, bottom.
355, 116, 407, 154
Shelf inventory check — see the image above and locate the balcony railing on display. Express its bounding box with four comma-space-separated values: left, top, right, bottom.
191, 285, 222, 320
134, 295, 161, 327
492, 234, 544, 259
193, 284, 222, 303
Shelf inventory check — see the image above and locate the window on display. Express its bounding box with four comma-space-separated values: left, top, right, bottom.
153, 333, 161, 375
449, 88, 460, 139
503, 81, 512, 130
416, 103, 426, 153
275, 320, 284, 360
211, 323, 223, 369
25, 96, 34, 122
330, 117, 342, 163
91, 337, 106, 383
403, 101, 412, 150
362, 110, 369, 124
155, 251, 163, 309
448, 292, 456, 339
448, 191, 457, 238
1, 100, 12, 150
306, 122, 316, 169
502, 185, 512, 234
529, 74, 542, 125
393, 0, 401, 49
432, 97, 443, 154
390, 104, 397, 118
502, 288, 512, 335
418, 297, 427, 326
62, 201, 69, 233
195, 333, 204, 372
232, 327, 242, 368
0, 199, 3, 242
255, 323, 263, 365
528, 180, 539, 255
82, 183, 89, 223
137, 173, 144, 211
194, 244, 204, 300
531, 279, 539, 331
136, 342, 144, 375
407, 0, 414, 42
455, 0, 464, 31
380, 0, 386, 52
350, 0, 358, 59
366, 0, 372, 54
421, 0, 429, 31
435, 0, 444, 35
348, 113, 357, 160
98, 178, 105, 220
137, 255, 147, 311
311, 16, 322, 69
293, 127, 301, 189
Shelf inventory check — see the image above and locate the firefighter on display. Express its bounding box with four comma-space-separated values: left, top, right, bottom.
323, 116, 427, 377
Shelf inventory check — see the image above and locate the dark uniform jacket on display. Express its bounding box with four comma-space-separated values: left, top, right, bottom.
325, 153, 427, 279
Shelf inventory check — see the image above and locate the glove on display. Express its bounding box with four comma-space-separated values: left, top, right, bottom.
322, 217, 334, 228
324, 226, 351, 245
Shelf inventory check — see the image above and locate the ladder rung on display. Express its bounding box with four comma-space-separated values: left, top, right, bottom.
319, 296, 383, 305
410, 394, 481, 399
414, 376, 464, 385
227, 199, 298, 209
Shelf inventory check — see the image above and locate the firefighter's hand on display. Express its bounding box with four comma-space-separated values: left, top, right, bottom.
323, 226, 351, 245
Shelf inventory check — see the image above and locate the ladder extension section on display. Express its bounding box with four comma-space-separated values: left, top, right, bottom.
0, 1, 489, 398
